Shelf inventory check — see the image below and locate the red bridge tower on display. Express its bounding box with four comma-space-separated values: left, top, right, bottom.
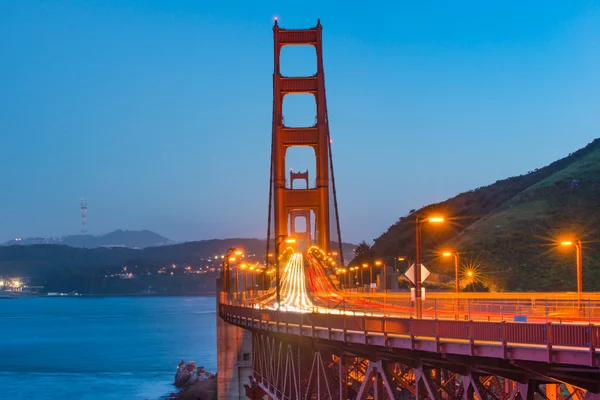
268, 19, 339, 254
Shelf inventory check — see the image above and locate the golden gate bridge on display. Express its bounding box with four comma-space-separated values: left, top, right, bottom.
217, 19, 600, 400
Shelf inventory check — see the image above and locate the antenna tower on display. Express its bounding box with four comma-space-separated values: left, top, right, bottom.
80, 198, 88, 233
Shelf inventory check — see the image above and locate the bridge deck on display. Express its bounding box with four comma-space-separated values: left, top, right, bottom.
220, 300, 600, 394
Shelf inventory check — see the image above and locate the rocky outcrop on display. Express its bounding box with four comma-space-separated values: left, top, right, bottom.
168, 361, 217, 400
171, 361, 217, 399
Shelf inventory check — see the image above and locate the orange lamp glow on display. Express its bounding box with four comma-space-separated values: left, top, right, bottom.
234, 250, 243, 256
442, 252, 452, 257
428, 217, 444, 223
561, 241, 573, 246
285, 238, 296, 244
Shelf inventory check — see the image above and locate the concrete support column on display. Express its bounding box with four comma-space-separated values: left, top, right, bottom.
217, 300, 253, 399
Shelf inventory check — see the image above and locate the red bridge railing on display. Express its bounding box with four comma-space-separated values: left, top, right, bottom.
219, 294, 600, 366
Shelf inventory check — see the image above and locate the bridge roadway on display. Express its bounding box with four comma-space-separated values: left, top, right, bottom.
219, 248, 600, 399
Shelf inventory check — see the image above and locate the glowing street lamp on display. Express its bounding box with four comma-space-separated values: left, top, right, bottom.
240, 263, 248, 291
415, 215, 445, 318
443, 251, 461, 319
338, 268, 347, 289
560, 239, 583, 296
442, 251, 460, 295
223, 247, 243, 293
395, 256, 409, 274
375, 260, 387, 293
362, 263, 373, 292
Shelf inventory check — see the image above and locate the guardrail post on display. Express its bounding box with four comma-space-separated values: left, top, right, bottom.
343, 310, 347, 343
408, 318, 415, 350
383, 316, 388, 347
546, 322, 552, 363
364, 313, 368, 344
468, 299, 471, 320
588, 323, 596, 367
467, 320, 474, 356
434, 319, 440, 353
545, 298, 549, 323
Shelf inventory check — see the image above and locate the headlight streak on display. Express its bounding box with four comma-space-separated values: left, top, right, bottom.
254, 250, 373, 316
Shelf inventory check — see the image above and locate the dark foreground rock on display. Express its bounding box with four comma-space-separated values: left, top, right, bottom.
167, 360, 216, 400
166, 377, 217, 400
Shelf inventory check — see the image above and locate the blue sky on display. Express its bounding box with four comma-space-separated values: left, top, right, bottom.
0, 1, 599, 244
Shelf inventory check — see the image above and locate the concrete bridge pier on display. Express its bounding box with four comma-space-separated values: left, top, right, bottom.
216, 292, 253, 399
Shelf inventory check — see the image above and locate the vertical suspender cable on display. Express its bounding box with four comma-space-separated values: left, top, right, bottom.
327, 130, 344, 266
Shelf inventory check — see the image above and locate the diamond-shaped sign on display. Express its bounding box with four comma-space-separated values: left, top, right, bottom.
404, 263, 430, 285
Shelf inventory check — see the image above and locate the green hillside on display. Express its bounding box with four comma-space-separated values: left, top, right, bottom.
363, 139, 600, 292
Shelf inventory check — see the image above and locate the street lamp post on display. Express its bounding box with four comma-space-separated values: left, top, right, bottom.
350, 267, 357, 291
222, 248, 243, 294
375, 260, 387, 293
560, 239, 583, 308
234, 258, 239, 293
415, 215, 444, 319
395, 256, 409, 274
443, 251, 460, 319
232, 250, 243, 293
362, 263, 373, 293
249, 266, 255, 290
275, 235, 296, 308
442, 252, 460, 295
360, 265, 365, 289
240, 263, 248, 292
338, 268, 348, 289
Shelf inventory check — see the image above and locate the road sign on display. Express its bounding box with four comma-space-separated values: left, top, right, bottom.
404, 263, 430, 285
370, 283, 377, 289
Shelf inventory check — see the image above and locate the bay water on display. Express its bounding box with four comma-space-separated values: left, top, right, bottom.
0, 296, 217, 399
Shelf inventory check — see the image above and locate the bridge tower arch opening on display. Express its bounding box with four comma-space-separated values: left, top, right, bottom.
288, 169, 313, 252
267, 19, 344, 262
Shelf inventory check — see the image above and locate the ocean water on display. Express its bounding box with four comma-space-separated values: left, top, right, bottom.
0, 296, 217, 400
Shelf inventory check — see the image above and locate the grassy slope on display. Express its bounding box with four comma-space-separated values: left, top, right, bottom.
454, 144, 600, 291
366, 139, 600, 291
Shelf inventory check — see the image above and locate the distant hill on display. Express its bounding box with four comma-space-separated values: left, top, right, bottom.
0, 237, 356, 293
362, 138, 600, 292
3, 229, 174, 249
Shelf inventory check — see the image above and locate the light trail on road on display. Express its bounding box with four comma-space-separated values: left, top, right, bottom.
259, 253, 315, 312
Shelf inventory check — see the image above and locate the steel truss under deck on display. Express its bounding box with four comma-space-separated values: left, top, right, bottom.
244, 330, 600, 400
